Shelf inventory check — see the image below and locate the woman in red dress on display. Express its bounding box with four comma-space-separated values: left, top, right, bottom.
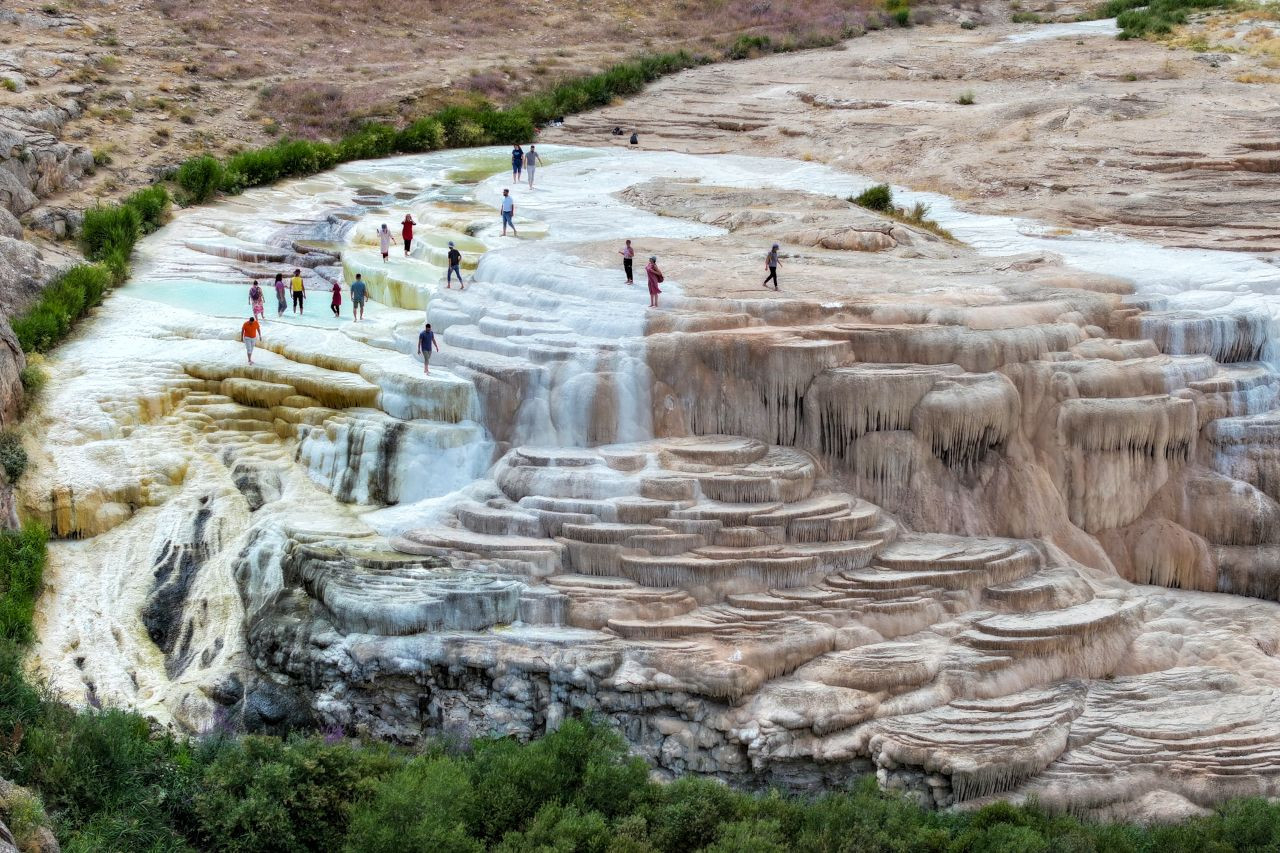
645, 256, 663, 309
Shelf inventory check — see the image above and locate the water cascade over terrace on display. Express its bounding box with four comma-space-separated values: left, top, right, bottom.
18, 146, 1280, 818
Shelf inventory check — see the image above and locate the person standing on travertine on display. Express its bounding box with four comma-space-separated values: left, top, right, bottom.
379, 224, 395, 261
501, 188, 517, 237
273, 272, 287, 317
511, 144, 524, 182
241, 315, 262, 365
619, 239, 635, 285
350, 273, 367, 321
290, 268, 305, 314
401, 214, 415, 256
763, 243, 780, 291
646, 255, 663, 309
417, 322, 440, 375
525, 144, 543, 189
447, 241, 465, 290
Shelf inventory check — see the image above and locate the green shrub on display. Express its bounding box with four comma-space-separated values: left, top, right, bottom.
894, 8, 912, 26
0, 522, 44, 642
18, 364, 46, 397
396, 118, 446, 152
1011, 11, 1044, 22
493, 803, 611, 853
477, 109, 535, 145
957, 90, 976, 105
642, 776, 742, 852
79, 203, 140, 263
123, 184, 171, 233
852, 183, 894, 212
728, 34, 773, 59
11, 264, 114, 353
344, 757, 481, 853
0, 433, 27, 487
176, 155, 225, 204
194, 735, 398, 852
336, 124, 399, 162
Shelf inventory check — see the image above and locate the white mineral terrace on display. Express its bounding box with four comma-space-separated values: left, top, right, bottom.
20, 145, 1280, 819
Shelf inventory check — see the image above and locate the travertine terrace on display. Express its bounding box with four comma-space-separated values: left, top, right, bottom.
17, 137, 1280, 822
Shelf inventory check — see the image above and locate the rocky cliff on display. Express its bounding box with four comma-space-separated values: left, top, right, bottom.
17, 147, 1280, 821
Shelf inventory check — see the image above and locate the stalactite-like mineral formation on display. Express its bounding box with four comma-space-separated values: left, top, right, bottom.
20, 148, 1280, 822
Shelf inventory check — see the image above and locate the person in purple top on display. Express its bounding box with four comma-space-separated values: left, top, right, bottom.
417, 322, 440, 374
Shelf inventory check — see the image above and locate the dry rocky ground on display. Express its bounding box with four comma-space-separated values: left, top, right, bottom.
547, 12, 1280, 255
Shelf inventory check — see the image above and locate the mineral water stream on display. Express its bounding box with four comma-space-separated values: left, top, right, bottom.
28, 143, 1280, 728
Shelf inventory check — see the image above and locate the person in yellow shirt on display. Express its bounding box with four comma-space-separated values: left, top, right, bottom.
290, 268, 305, 314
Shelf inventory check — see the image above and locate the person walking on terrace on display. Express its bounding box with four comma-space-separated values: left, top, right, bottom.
763, 243, 780, 290
350, 273, 367, 321
417, 322, 440, 375
290, 268, 305, 314
273, 272, 287, 317
511, 144, 524, 182
379, 223, 395, 261
330, 279, 343, 318
401, 214, 416, 256
646, 255, 663, 309
525, 144, 543, 189
447, 241, 465, 290
619, 239, 635, 285
248, 279, 265, 320
241, 315, 262, 365
500, 188, 517, 237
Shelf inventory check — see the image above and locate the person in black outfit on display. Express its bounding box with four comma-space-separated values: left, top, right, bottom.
447, 241, 465, 290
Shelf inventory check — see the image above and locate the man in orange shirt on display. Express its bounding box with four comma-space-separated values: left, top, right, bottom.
241, 315, 263, 364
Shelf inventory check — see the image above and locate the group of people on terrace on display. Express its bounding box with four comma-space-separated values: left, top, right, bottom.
239, 148, 784, 368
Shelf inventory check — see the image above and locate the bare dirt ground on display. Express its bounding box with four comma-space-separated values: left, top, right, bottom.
4, 0, 1278, 260
4, 0, 925, 212
545, 18, 1280, 254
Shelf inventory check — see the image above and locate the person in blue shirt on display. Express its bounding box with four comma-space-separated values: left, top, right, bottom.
350, 273, 367, 321
511, 145, 524, 181
417, 322, 440, 375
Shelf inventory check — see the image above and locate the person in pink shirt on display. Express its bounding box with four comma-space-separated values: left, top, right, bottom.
619, 239, 635, 285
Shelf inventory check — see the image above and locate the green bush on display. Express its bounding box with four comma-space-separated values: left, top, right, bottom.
396, 118, 446, 152
336, 124, 399, 162
0, 522, 44, 642
0, 432, 26, 486
957, 90, 976, 105
11, 264, 114, 353
193, 735, 398, 852
345, 757, 481, 853
853, 183, 894, 212
1098, 0, 1231, 38
728, 34, 773, 59
79, 204, 140, 263
18, 364, 46, 397
123, 185, 171, 233
176, 155, 225, 204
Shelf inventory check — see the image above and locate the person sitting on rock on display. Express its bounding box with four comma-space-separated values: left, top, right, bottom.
630, 131, 639, 146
